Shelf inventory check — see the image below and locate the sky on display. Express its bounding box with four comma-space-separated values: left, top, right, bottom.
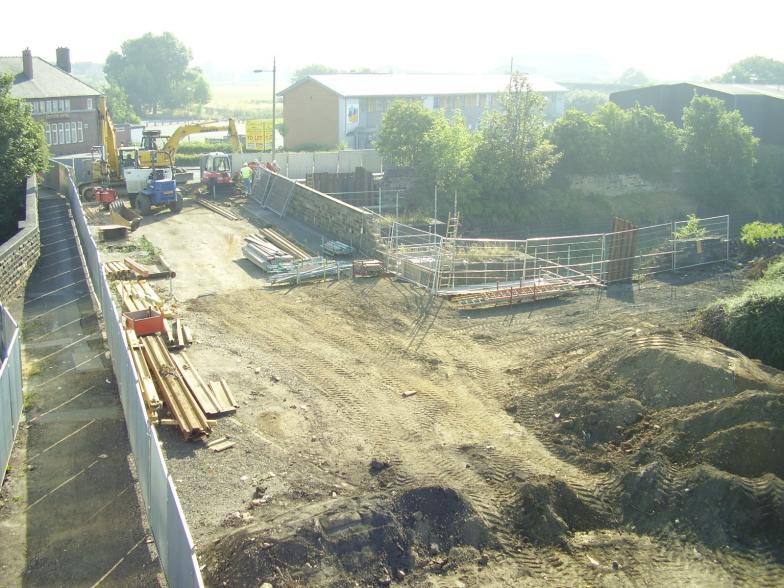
3, 0, 783, 84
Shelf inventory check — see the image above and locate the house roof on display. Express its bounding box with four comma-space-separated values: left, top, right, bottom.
280, 73, 568, 98
0, 56, 102, 99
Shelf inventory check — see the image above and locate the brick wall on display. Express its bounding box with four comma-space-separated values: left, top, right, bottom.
0, 176, 40, 304
254, 168, 380, 255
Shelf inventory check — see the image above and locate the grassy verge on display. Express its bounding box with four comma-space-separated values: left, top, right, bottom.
695, 255, 784, 369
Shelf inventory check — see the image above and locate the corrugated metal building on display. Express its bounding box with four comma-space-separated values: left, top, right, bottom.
610, 83, 784, 146
0, 48, 103, 156
280, 73, 568, 150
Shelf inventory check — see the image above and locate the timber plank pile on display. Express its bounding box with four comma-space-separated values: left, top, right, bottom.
242, 228, 313, 272
195, 198, 239, 221
258, 227, 311, 260
104, 256, 175, 280
126, 330, 238, 440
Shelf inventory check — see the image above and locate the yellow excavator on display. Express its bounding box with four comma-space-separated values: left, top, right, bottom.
138, 119, 242, 168
84, 97, 175, 201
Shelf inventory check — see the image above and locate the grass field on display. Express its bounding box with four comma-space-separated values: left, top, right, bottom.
203, 82, 277, 119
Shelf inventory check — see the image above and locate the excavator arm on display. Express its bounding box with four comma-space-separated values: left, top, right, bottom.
96, 96, 120, 181
161, 118, 243, 161
138, 119, 242, 167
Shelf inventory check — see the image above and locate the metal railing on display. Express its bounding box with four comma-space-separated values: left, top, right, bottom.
51, 161, 203, 587
382, 215, 730, 294
0, 304, 23, 479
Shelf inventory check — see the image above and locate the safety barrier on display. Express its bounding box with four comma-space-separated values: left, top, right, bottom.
382, 215, 730, 293
50, 161, 203, 587
0, 304, 23, 479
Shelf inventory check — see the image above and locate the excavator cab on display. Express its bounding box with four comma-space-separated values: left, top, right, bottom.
200, 152, 235, 197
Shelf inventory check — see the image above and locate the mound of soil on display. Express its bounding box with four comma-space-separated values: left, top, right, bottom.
507, 476, 610, 546
620, 461, 784, 548
201, 487, 493, 587
582, 331, 775, 409
509, 328, 784, 552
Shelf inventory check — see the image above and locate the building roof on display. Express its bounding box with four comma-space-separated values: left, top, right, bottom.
0, 56, 102, 99
613, 82, 784, 100
694, 83, 784, 99
280, 73, 568, 97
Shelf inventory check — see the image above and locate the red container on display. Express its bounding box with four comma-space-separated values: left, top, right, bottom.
123, 309, 164, 336
94, 187, 118, 204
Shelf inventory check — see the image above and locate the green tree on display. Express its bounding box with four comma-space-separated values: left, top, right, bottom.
103, 81, 139, 123
681, 95, 758, 206
104, 32, 210, 116
565, 90, 608, 114
375, 99, 436, 167
420, 110, 476, 195
549, 109, 610, 174
291, 64, 338, 83
621, 104, 680, 180
715, 56, 784, 84
592, 102, 629, 172
0, 74, 48, 240
473, 74, 561, 198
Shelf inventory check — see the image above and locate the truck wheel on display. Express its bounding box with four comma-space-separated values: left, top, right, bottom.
169, 192, 183, 213
136, 193, 152, 216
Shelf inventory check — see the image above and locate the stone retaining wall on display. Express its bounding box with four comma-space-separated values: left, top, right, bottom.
254, 168, 379, 254
0, 176, 40, 304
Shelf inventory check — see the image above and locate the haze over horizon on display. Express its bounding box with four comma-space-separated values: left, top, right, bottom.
3, 0, 784, 85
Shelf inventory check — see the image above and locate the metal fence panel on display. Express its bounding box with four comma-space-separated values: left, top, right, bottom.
52, 161, 204, 588
384, 215, 730, 293
0, 305, 22, 482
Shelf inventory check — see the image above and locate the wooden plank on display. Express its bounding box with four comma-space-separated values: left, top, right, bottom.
210, 440, 235, 452
182, 324, 193, 346
143, 335, 210, 440
157, 255, 176, 278
124, 258, 151, 278
170, 351, 223, 416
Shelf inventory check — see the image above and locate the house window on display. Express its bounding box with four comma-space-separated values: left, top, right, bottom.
465, 94, 477, 108
77, 122, 84, 143
58, 123, 65, 144
479, 94, 486, 108
64, 99, 70, 112
367, 97, 377, 113
51, 124, 58, 145
71, 122, 77, 143
65, 122, 71, 143
87, 98, 93, 110
433, 96, 441, 108
45, 124, 51, 145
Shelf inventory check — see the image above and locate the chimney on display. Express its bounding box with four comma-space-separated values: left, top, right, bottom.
56, 47, 71, 73
22, 48, 33, 79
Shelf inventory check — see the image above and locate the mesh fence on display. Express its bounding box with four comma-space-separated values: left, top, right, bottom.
383, 215, 729, 293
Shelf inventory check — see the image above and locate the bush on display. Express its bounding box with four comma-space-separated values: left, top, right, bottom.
696, 256, 784, 369
175, 153, 203, 166
740, 221, 784, 247
177, 141, 233, 154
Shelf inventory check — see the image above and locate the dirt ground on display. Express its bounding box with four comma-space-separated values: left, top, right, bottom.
94, 197, 784, 587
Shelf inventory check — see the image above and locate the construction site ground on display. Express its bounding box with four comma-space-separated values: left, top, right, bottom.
92, 196, 784, 587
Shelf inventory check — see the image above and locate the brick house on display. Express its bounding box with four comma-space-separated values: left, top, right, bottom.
0, 48, 103, 156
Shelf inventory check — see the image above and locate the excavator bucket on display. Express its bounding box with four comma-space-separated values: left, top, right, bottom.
109, 199, 143, 231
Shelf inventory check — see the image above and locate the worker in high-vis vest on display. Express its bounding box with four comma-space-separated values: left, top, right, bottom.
240, 162, 253, 195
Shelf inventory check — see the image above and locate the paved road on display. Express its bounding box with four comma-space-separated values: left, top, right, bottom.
9, 189, 162, 587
